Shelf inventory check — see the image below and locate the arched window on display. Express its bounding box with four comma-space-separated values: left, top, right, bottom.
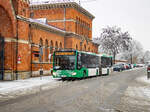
88, 47, 90, 52
77, 17, 79, 34
50, 40, 53, 54
84, 44, 86, 51
55, 41, 58, 51
59, 42, 62, 50
75, 17, 78, 33
76, 44, 78, 50
80, 42, 82, 51
49, 40, 54, 62
39, 38, 43, 62
45, 39, 48, 62
79, 18, 81, 35
83, 21, 85, 36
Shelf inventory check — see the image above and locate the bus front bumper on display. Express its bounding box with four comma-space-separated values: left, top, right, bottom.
53, 71, 77, 78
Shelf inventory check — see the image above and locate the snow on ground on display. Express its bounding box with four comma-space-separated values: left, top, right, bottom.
136, 75, 150, 84
0, 76, 60, 101
123, 75, 150, 105
125, 86, 150, 100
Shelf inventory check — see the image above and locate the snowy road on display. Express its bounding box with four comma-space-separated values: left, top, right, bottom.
0, 68, 150, 112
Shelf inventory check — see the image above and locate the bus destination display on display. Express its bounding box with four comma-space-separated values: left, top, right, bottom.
55, 52, 75, 56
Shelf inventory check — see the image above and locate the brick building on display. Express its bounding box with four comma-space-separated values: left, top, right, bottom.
0, 0, 98, 80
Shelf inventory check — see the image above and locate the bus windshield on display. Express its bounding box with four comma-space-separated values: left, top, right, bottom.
54, 55, 76, 70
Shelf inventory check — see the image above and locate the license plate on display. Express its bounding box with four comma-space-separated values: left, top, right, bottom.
148, 70, 150, 72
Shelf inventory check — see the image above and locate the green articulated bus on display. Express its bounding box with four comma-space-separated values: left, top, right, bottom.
52, 50, 112, 79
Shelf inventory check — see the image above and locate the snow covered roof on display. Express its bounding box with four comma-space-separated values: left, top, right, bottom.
35, 18, 47, 24
30, 0, 76, 5
30, 2, 95, 20
17, 15, 66, 35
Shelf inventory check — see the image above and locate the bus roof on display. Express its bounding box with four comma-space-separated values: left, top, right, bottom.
77, 50, 97, 55
98, 53, 113, 58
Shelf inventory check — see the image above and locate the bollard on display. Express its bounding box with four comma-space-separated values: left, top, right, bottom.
40, 70, 43, 75
39, 69, 43, 80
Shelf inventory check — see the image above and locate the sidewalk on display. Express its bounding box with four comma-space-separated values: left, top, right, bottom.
0, 76, 60, 101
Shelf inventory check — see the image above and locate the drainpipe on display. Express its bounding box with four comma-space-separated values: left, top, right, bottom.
10, 0, 18, 80
29, 24, 32, 77
16, 17, 18, 80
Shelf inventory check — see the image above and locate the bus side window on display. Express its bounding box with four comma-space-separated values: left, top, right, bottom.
77, 53, 82, 69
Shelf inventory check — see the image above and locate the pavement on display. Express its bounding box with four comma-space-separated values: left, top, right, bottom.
0, 76, 60, 101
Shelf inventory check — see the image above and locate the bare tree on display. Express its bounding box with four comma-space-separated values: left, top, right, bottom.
97, 26, 132, 64
142, 50, 150, 64
117, 39, 144, 64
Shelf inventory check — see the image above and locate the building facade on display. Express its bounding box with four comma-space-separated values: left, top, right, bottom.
0, 0, 98, 80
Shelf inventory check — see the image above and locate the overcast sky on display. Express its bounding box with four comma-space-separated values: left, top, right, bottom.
81, 0, 150, 51
31, 0, 150, 51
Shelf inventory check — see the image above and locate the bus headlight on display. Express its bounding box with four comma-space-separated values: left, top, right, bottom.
53, 72, 57, 76
72, 72, 76, 76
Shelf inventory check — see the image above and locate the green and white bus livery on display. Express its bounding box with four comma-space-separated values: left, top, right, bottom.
52, 50, 112, 79
98, 54, 113, 75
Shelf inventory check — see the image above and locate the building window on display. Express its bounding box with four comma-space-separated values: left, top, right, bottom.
39, 38, 43, 62
88, 47, 90, 52
30, 12, 34, 18
76, 44, 78, 50
50, 40, 53, 54
59, 42, 62, 50
84, 44, 86, 51
79, 18, 81, 35
49, 40, 53, 62
75, 21, 77, 34
55, 41, 58, 51
45, 39, 48, 62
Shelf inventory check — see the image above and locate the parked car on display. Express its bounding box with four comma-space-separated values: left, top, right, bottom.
113, 64, 125, 72
137, 64, 145, 67
121, 63, 129, 70
133, 64, 145, 68
128, 64, 132, 69
147, 64, 150, 78
125, 64, 129, 69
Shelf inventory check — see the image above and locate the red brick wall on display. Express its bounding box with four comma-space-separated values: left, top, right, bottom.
66, 8, 92, 39
30, 27, 64, 71
17, 43, 31, 71
18, 20, 29, 40
0, 5, 15, 71
31, 5, 96, 53
0, 1, 98, 80
0, 6, 14, 38
0, 0, 17, 37
32, 6, 93, 39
